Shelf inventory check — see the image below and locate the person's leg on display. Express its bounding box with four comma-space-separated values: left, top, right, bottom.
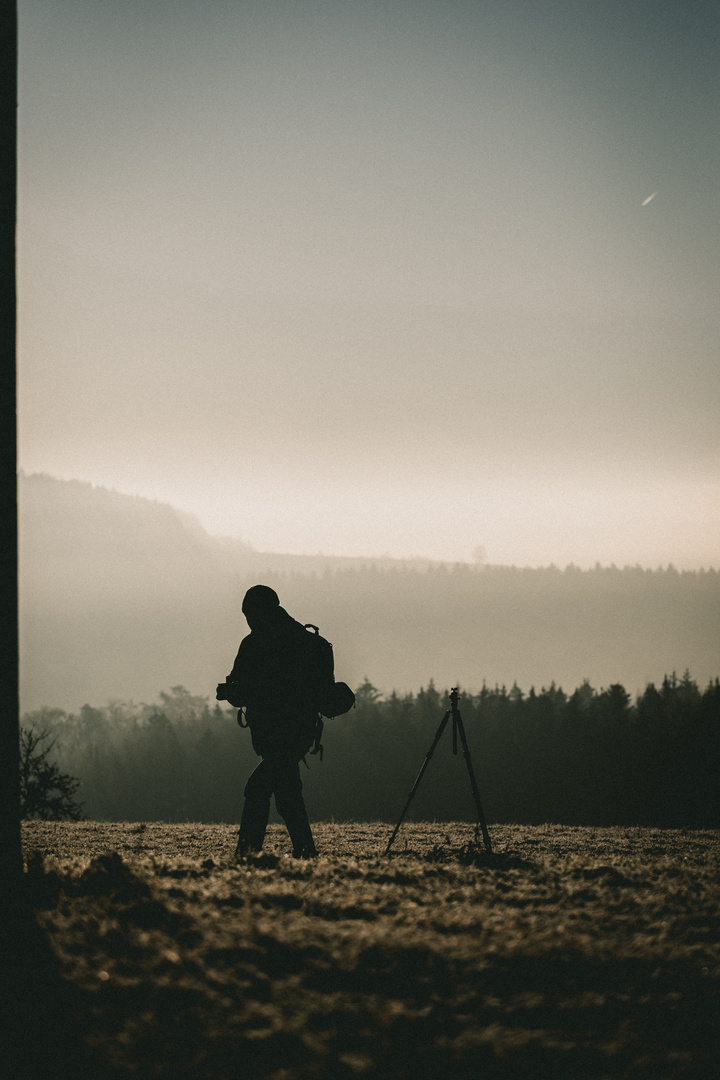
273, 758, 318, 858
236, 759, 273, 855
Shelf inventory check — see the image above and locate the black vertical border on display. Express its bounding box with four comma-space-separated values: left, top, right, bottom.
0, 0, 20, 883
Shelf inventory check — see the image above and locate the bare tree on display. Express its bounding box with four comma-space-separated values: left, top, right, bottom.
19, 728, 84, 821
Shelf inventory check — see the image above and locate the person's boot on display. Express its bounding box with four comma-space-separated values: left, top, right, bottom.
234, 837, 260, 859
284, 809, 318, 859
292, 838, 318, 860
235, 797, 269, 858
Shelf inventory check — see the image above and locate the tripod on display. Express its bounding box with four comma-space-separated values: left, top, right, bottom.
384, 688, 493, 856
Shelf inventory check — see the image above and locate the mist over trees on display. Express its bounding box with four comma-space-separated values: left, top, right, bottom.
19, 473, 720, 713
22, 675, 720, 828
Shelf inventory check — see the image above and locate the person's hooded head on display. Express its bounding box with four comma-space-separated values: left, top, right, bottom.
242, 584, 282, 631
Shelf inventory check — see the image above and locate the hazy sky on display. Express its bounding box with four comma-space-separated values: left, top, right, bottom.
17, 0, 720, 567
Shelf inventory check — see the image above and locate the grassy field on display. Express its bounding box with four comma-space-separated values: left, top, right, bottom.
16, 821, 720, 1079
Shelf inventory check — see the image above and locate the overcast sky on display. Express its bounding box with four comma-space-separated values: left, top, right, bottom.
17, 0, 720, 567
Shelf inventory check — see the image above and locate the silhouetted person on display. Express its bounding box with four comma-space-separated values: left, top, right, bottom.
218, 585, 322, 859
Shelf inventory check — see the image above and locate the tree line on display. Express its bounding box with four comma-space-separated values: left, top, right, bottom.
21, 672, 720, 828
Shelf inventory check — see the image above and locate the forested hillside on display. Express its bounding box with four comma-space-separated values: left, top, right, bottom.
19, 472, 720, 711
22, 673, 720, 826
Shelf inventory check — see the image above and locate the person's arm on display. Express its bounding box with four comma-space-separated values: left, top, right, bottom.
217, 638, 250, 703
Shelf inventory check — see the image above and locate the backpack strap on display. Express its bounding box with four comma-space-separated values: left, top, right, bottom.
309, 716, 324, 762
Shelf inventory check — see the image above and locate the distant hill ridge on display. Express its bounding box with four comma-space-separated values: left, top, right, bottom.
21, 471, 712, 576
18, 472, 720, 713
19, 471, 443, 576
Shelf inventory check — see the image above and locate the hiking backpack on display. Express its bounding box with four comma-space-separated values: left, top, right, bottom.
303, 624, 356, 719
302, 624, 355, 761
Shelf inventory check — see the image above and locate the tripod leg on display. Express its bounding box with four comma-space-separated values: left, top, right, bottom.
455, 711, 493, 856
384, 710, 451, 855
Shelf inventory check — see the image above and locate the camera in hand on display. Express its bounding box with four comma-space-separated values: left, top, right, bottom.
216, 682, 246, 708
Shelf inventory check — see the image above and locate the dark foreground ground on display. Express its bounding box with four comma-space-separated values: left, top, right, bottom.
11, 822, 720, 1079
